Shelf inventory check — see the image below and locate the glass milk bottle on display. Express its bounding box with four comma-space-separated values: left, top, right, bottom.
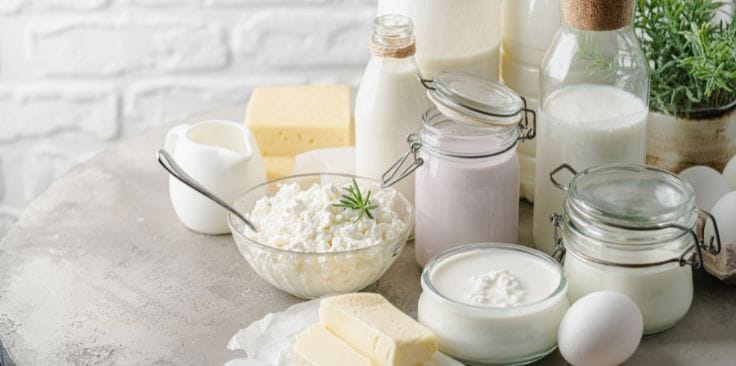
355, 15, 430, 204
501, 0, 561, 202
533, 0, 649, 254
377, 0, 503, 80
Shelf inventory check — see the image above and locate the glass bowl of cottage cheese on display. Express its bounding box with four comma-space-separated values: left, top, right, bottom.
228, 173, 413, 299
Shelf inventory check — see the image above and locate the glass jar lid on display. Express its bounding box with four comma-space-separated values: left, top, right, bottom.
551, 163, 722, 268
427, 71, 524, 127
567, 164, 696, 228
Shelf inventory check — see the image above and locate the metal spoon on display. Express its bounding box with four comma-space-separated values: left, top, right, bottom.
157, 149, 258, 233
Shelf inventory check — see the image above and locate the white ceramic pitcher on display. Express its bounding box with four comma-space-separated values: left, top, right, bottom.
165, 120, 265, 234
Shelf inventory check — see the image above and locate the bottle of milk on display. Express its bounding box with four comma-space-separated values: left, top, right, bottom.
376, 0, 503, 81
355, 14, 430, 205
532, 0, 649, 254
501, 0, 562, 203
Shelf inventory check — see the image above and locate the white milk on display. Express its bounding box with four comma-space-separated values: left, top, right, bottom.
355, 15, 430, 205
502, 0, 561, 202
355, 58, 429, 205
377, 0, 502, 80
502, 0, 561, 64
565, 251, 693, 334
419, 245, 569, 365
533, 84, 647, 253
418, 45, 500, 81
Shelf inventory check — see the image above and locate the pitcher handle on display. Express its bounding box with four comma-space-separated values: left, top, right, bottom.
165, 124, 191, 153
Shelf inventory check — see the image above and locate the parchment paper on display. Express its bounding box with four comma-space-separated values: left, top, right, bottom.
224, 299, 464, 366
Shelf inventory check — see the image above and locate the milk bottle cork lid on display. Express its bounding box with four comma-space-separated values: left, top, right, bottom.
562, 0, 634, 31
425, 71, 524, 127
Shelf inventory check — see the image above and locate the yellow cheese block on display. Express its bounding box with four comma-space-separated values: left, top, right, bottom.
320, 293, 438, 366
263, 156, 295, 181
294, 324, 374, 366
245, 85, 353, 156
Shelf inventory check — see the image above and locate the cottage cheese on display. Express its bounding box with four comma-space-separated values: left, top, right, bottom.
245, 182, 408, 252
469, 270, 526, 307
234, 181, 412, 299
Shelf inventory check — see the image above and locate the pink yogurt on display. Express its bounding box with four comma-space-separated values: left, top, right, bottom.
414, 108, 520, 266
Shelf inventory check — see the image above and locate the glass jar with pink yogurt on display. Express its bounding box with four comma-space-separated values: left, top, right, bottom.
384, 71, 535, 266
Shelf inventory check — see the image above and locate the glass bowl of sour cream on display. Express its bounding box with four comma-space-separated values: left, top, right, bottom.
418, 243, 569, 366
228, 173, 414, 299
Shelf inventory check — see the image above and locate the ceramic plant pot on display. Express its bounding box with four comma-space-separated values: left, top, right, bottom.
646, 104, 736, 174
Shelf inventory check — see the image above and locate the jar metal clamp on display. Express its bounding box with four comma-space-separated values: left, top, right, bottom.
382, 72, 536, 188
548, 163, 723, 269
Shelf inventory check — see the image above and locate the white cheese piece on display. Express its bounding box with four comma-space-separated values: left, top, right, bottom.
294, 324, 374, 366
320, 293, 437, 366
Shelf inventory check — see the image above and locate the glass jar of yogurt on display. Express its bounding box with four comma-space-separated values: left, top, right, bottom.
418, 243, 569, 365
383, 71, 536, 266
549, 163, 723, 334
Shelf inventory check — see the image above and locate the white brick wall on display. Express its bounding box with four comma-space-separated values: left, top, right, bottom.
0, 0, 377, 237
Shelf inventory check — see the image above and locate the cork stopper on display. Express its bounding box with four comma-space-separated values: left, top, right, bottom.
562, 0, 634, 31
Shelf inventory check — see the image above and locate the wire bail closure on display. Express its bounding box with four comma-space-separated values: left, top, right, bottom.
551, 213, 567, 263
382, 134, 423, 188
417, 74, 536, 142
548, 162, 724, 269
518, 97, 537, 142
550, 163, 579, 191
551, 210, 722, 268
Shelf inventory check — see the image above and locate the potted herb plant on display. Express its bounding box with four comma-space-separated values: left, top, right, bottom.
634, 0, 736, 173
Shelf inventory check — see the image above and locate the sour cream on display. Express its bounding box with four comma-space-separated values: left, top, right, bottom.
418, 243, 569, 365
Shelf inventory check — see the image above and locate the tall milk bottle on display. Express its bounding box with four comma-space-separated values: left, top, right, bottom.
533, 0, 649, 254
355, 15, 430, 204
377, 0, 503, 81
502, 0, 561, 203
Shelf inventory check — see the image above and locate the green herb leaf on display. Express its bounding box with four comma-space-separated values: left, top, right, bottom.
633, 0, 736, 117
332, 178, 379, 221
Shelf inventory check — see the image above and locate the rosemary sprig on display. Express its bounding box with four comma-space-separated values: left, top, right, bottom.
332, 178, 379, 221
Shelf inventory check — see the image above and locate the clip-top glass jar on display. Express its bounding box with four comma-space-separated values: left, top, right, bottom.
384, 71, 536, 266
549, 163, 722, 334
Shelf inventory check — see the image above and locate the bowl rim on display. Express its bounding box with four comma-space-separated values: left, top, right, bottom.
421, 243, 568, 315
227, 172, 415, 256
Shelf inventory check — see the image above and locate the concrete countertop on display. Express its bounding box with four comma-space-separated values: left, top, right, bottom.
0, 107, 735, 365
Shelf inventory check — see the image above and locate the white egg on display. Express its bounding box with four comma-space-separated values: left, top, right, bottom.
678, 166, 730, 211
723, 155, 736, 191
705, 191, 736, 248
558, 291, 643, 366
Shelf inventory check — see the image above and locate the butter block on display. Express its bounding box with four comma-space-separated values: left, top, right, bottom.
295, 324, 374, 366
264, 156, 295, 180
245, 85, 353, 156
320, 293, 437, 366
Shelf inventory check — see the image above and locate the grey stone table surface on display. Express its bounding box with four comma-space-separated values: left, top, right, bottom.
1, 106, 735, 365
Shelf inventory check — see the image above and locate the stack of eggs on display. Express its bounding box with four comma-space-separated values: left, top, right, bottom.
678, 154, 736, 284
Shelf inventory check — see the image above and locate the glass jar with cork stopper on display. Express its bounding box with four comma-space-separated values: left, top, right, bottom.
533, 0, 650, 254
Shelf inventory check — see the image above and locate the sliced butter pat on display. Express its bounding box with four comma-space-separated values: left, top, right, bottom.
294, 324, 374, 366
245, 85, 353, 156
263, 156, 295, 180
320, 293, 438, 366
